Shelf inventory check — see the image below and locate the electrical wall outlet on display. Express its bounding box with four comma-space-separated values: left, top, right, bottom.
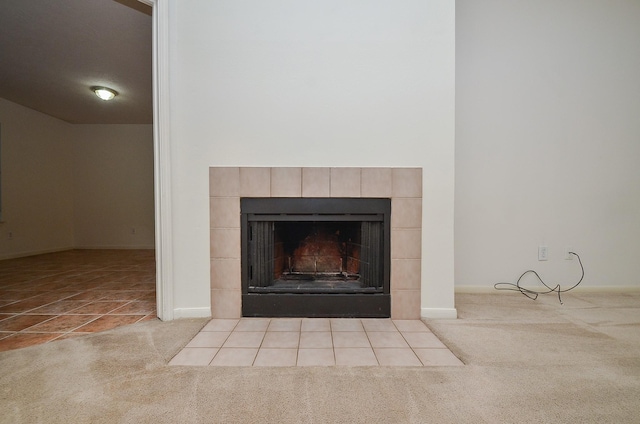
565, 247, 573, 260
538, 245, 548, 261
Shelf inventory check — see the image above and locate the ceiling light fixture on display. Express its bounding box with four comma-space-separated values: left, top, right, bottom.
91, 86, 118, 101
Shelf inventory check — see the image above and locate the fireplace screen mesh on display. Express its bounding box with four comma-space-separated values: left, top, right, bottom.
240, 197, 390, 317
248, 220, 383, 293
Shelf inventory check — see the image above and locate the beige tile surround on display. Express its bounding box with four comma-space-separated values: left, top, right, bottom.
210, 167, 422, 319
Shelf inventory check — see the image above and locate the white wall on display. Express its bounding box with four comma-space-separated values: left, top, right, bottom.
168, 0, 456, 317
0, 98, 75, 259
455, 0, 640, 288
73, 124, 155, 249
0, 98, 155, 258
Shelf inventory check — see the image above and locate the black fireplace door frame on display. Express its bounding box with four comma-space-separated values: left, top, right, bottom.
240, 197, 391, 318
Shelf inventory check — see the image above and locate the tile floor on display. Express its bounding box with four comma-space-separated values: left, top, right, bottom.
1, 249, 462, 367
0, 250, 157, 352
169, 317, 463, 367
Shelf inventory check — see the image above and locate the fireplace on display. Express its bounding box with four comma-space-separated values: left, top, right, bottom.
209, 167, 423, 320
241, 198, 390, 317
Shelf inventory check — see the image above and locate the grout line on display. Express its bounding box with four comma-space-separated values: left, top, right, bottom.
363, 325, 383, 366
252, 319, 270, 366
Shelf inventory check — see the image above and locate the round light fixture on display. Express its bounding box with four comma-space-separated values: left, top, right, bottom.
91, 86, 118, 101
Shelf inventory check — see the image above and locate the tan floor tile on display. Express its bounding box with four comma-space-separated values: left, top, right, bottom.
210, 348, 258, 366
169, 347, 218, 366
301, 318, 330, 332
361, 319, 398, 332
367, 331, 409, 348
29, 300, 89, 315
110, 301, 155, 315
73, 315, 142, 333
267, 318, 302, 332
222, 331, 265, 348
138, 314, 158, 322
413, 349, 464, 366
297, 348, 335, 366
0, 299, 53, 313
137, 292, 157, 302
28, 292, 79, 303
186, 331, 231, 348
235, 318, 270, 332
201, 319, 239, 332
402, 332, 447, 348
95, 291, 139, 301
254, 348, 298, 366
98, 282, 141, 291
65, 291, 107, 301
392, 320, 431, 332
0, 314, 53, 331
330, 319, 364, 332
299, 331, 333, 348
261, 331, 300, 348
24, 315, 99, 333
70, 301, 130, 315
334, 348, 378, 366
332, 331, 371, 348
374, 348, 422, 366
1, 291, 41, 301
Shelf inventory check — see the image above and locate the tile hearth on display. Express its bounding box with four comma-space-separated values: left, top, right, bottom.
169, 318, 463, 367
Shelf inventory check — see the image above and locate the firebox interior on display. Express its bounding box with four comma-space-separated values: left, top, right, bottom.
241, 198, 390, 317
273, 221, 362, 287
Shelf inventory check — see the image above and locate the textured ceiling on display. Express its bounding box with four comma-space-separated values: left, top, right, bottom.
0, 0, 152, 124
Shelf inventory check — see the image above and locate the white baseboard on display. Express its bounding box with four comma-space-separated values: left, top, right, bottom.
0, 246, 73, 261
74, 245, 156, 250
0, 246, 155, 261
455, 286, 497, 293
567, 285, 640, 293
173, 307, 211, 319
421, 307, 457, 319
455, 285, 640, 293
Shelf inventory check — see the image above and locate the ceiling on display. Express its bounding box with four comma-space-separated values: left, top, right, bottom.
0, 0, 152, 124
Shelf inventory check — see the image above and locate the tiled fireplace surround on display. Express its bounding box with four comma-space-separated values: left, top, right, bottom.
209, 167, 422, 320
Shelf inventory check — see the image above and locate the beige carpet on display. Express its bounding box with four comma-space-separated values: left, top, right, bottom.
1, 291, 639, 423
